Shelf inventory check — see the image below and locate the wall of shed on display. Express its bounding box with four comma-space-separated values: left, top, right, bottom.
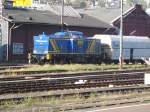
9, 24, 109, 62
113, 5, 150, 37
0, 19, 9, 62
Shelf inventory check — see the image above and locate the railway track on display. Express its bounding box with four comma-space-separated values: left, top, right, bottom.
0, 67, 148, 80
0, 65, 27, 71
1, 85, 150, 104
0, 66, 150, 75
0, 71, 146, 94
0, 68, 150, 111
0, 79, 144, 94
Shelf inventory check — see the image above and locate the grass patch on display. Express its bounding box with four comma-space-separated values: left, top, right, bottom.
1, 90, 150, 110
3, 64, 148, 75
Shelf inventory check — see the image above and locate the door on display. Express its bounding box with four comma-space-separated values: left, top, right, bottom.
130, 48, 133, 61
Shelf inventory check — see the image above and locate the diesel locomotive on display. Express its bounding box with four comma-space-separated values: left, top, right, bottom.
32, 31, 102, 64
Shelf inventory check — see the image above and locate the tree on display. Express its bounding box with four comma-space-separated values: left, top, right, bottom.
126, 0, 147, 8
98, 0, 105, 7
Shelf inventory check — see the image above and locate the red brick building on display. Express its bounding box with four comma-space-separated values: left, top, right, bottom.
112, 4, 150, 37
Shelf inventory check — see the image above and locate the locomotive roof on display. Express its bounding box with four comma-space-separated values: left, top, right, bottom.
54, 31, 83, 36
49, 31, 84, 38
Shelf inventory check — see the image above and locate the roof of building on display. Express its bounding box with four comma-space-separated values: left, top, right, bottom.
83, 5, 133, 24
84, 4, 150, 24
48, 5, 81, 18
2, 8, 113, 29
112, 4, 150, 24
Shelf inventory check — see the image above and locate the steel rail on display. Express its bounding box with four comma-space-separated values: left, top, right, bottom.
0, 79, 144, 94
0, 65, 26, 70
0, 70, 147, 95
0, 71, 146, 81
0, 71, 144, 83
0, 85, 150, 103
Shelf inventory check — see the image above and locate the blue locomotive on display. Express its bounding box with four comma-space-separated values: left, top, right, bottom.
32, 31, 102, 64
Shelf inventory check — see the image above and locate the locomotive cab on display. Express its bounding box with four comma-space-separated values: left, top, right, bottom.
32, 33, 50, 64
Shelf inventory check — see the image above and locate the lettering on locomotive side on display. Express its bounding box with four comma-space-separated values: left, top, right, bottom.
35, 40, 48, 43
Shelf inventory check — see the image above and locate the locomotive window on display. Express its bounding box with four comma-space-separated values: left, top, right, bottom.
13, 43, 24, 55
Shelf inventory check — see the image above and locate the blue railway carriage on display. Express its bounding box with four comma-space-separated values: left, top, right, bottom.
93, 35, 150, 64
32, 31, 102, 64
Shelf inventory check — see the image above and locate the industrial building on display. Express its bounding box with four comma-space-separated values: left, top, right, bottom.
0, 7, 114, 62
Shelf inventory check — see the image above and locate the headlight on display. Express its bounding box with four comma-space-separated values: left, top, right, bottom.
44, 51, 48, 54
41, 56, 45, 60
33, 50, 37, 53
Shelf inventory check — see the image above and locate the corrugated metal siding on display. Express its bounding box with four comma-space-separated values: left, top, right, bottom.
0, 24, 2, 61
1, 19, 8, 62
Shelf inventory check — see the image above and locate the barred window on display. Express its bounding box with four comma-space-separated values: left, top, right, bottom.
13, 43, 24, 54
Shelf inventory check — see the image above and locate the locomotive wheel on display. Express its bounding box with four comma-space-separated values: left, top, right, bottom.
124, 60, 129, 64
98, 60, 102, 65
140, 61, 145, 64
30, 57, 38, 64
38, 59, 45, 65
114, 60, 119, 64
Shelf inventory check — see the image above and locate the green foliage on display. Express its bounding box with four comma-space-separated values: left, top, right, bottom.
1, 91, 150, 111
138, 0, 147, 9
90, 92, 98, 98
0, 100, 16, 109
126, 0, 134, 6
126, 0, 148, 8
3, 64, 148, 76
80, 2, 87, 8
98, 0, 105, 7
64, 0, 72, 5
23, 97, 34, 107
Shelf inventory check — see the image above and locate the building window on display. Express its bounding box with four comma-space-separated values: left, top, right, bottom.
13, 43, 24, 54
33, 0, 40, 4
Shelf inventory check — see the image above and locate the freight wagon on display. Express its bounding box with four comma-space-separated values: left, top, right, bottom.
93, 35, 150, 64
32, 31, 102, 64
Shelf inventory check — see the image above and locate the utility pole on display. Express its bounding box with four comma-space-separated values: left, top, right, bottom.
0, 0, 3, 61
0, 0, 2, 20
61, 0, 64, 31
119, 0, 123, 69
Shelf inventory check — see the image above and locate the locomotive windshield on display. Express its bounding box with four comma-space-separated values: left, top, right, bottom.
53, 31, 84, 38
